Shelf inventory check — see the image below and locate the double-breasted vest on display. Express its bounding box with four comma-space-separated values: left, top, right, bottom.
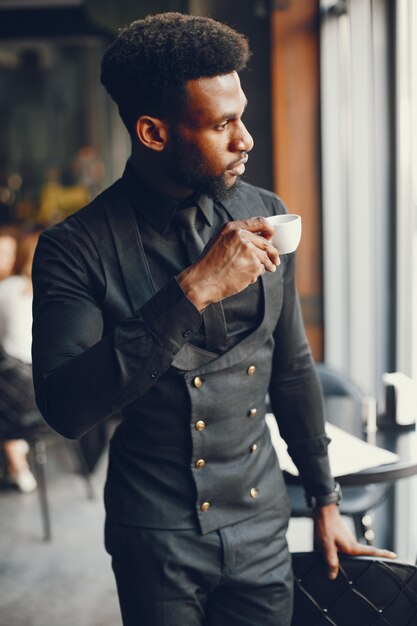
77, 180, 290, 532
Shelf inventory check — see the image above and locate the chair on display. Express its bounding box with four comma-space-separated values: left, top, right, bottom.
285, 362, 391, 544
1, 419, 95, 541
291, 551, 417, 625
0, 347, 94, 541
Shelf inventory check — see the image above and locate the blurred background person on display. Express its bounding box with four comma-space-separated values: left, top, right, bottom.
37, 163, 91, 226
0, 225, 18, 280
0, 228, 42, 492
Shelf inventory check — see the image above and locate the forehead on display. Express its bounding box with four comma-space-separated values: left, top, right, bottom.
183, 71, 246, 125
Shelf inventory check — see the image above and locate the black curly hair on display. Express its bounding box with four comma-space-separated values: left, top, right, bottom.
100, 12, 251, 137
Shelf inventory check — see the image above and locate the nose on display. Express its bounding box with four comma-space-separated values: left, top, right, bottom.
230, 121, 254, 153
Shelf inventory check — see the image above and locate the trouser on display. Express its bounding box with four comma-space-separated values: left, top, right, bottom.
104, 504, 293, 626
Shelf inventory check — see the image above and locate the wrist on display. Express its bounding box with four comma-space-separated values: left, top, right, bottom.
177, 266, 217, 312
306, 481, 342, 511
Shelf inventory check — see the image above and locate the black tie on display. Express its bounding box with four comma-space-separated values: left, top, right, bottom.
175, 205, 227, 353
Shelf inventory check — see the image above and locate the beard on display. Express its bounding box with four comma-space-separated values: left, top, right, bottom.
166, 130, 240, 202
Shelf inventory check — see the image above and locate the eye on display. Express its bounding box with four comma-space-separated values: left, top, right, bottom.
216, 121, 229, 131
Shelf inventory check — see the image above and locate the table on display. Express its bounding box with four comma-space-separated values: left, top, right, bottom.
333, 424, 417, 486
268, 403, 417, 488
272, 402, 417, 555
278, 395, 417, 487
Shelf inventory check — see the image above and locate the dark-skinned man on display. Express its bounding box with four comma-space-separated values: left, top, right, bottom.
32, 13, 395, 626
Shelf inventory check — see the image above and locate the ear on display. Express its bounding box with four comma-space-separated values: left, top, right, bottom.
135, 116, 168, 152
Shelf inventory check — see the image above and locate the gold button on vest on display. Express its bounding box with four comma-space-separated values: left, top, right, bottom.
200, 501, 211, 512
248, 408, 257, 417
195, 459, 206, 469
250, 487, 259, 498
195, 420, 206, 431
250, 443, 258, 453
193, 376, 203, 388
247, 365, 256, 376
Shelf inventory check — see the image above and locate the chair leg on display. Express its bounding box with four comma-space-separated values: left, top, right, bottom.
31, 439, 52, 541
66, 440, 95, 500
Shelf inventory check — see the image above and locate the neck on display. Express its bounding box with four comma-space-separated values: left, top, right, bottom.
130, 147, 193, 200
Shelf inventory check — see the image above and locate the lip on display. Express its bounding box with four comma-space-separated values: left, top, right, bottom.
227, 155, 248, 176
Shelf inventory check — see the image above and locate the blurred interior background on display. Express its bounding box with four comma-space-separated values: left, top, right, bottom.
0, 1, 416, 624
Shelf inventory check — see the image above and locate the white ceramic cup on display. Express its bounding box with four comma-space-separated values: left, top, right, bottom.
265, 214, 302, 254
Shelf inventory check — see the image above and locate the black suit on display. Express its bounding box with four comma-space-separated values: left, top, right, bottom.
32, 169, 333, 625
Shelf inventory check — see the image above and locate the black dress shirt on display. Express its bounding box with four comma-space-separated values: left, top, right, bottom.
32, 164, 335, 531
123, 163, 263, 354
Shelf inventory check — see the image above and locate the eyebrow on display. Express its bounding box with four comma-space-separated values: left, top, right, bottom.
214, 98, 248, 125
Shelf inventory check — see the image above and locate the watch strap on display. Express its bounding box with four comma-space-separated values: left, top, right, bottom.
306, 481, 342, 509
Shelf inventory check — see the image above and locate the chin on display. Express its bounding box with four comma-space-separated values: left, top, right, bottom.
210, 178, 241, 203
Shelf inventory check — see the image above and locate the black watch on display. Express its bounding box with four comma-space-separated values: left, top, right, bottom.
306, 481, 342, 509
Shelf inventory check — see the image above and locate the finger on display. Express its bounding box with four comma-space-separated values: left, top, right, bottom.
243, 231, 280, 266
323, 542, 340, 580
244, 238, 278, 273
236, 216, 275, 238
257, 259, 266, 277
249, 256, 266, 281
255, 247, 279, 273
349, 543, 398, 559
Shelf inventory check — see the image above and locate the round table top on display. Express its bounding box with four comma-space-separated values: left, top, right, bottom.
281, 419, 417, 487
334, 424, 417, 486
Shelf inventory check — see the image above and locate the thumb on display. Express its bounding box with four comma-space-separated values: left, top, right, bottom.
241, 217, 275, 238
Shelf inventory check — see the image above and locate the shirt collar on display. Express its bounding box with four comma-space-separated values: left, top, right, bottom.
122, 161, 213, 234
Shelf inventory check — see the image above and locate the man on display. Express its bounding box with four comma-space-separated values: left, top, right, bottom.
31, 12, 395, 626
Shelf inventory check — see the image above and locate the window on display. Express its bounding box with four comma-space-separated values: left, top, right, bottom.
396, 0, 417, 379
320, 0, 392, 398
0, 37, 128, 226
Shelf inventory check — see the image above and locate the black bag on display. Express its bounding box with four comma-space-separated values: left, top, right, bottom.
291, 551, 417, 625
